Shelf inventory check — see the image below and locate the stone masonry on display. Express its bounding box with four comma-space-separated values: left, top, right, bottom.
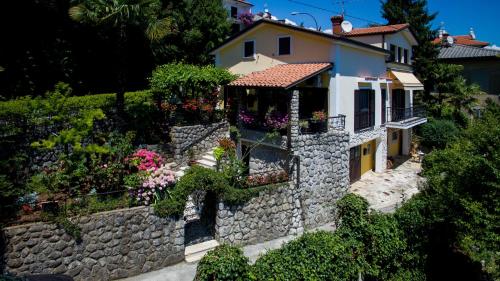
170, 121, 229, 165
1, 207, 184, 281
215, 184, 303, 246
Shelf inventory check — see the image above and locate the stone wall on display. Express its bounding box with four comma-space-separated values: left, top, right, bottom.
215, 184, 303, 246
170, 121, 229, 165
1, 207, 184, 281
292, 131, 350, 228
245, 143, 289, 174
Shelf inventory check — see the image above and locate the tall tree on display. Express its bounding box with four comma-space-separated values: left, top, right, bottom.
381, 0, 439, 101
153, 0, 230, 65
69, 0, 172, 116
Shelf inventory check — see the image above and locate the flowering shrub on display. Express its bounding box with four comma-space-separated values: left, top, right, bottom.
160, 102, 177, 112
239, 110, 256, 125
265, 111, 289, 130
126, 149, 163, 171
238, 11, 254, 27
182, 98, 200, 112
131, 165, 176, 205
312, 110, 327, 122
246, 171, 289, 187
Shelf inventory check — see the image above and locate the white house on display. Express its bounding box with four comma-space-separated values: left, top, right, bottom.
222, 0, 253, 33
211, 16, 426, 183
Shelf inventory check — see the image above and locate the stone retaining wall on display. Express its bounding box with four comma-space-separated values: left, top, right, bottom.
215, 184, 302, 246
1, 207, 184, 281
293, 130, 350, 228
170, 121, 229, 165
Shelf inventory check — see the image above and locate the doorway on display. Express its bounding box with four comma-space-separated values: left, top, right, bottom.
184, 191, 217, 246
349, 146, 361, 183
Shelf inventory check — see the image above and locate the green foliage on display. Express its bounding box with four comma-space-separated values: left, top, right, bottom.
195, 245, 250, 281
251, 231, 359, 281
154, 166, 285, 217
150, 63, 235, 101
419, 118, 460, 149
152, 0, 231, 65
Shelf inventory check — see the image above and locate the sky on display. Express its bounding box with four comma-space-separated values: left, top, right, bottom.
248, 0, 500, 46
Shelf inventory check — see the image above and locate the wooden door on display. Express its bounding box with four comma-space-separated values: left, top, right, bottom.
349, 146, 361, 183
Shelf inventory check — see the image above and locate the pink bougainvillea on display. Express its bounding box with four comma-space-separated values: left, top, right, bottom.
126, 149, 163, 171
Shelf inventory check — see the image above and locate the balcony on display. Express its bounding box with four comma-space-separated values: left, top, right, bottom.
299, 115, 346, 135
354, 111, 375, 132
385, 106, 427, 129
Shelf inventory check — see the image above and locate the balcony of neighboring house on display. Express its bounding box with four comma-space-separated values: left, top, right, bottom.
385, 105, 427, 129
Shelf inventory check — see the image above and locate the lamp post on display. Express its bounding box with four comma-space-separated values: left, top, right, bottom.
291, 12, 319, 31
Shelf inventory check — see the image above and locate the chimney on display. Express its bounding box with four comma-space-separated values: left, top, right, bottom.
470, 27, 476, 39
331, 15, 344, 35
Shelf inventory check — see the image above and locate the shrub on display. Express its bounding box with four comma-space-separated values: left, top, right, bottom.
419, 118, 460, 149
251, 231, 359, 281
336, 193, 370, 231
195, 245, 250, 281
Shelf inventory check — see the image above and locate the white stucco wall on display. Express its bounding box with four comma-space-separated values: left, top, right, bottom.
385, 32, 414, 65
348, 34, 384, 48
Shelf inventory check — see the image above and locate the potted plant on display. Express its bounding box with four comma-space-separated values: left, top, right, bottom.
310, 110, 327, 133
299, 120, 310, 134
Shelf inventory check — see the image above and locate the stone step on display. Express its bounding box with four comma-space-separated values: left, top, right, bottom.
184, 240, 219, 263
175, 171, 185, 177
196, 159, 217, 168
202, 154, 216, 162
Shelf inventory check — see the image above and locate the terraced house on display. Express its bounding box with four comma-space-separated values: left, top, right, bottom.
212, 15, 427, 184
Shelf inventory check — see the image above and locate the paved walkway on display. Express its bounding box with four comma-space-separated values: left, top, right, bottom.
350, 158, 424, 212
120, 224, 336, 281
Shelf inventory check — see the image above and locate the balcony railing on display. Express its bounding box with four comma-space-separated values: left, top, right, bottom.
387, 106, 426, 123
299, 115, 346, 135
354, 111, 375, 131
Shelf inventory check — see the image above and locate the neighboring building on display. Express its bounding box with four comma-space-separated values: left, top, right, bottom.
211, 16, 426, 184
222, 0, 253, 33
432, 28, 500, 96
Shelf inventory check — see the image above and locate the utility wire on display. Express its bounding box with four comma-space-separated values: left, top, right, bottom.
287, 0, 404, 32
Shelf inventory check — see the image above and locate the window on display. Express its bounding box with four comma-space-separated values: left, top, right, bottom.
230, 6, 238, 18
403, 49, 409, 64
244, 40, 255, 58
278, 36, 291, 56
389, 44, 396, 62
381, 88, 387, 124
354, 89, 375, 131
397, 47, 402, 63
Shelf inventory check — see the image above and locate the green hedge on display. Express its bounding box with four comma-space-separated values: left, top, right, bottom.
195, 245, 250, 281
154, 166, 286, 217
419, 118, 460, 149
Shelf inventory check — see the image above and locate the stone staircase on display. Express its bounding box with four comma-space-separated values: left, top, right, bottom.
184, 239, 220, 263
174, 148, 217, 178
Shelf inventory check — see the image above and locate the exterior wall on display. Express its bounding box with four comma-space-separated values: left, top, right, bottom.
385, 32, 414, 65
217, 24, 334, 75
215, 184, 303, 245
223, 0, 252, 18
448, 60, 500, 95
350, 126, 387, 173
1, 207, 184, 281
170, 121, 229, 165
245, 143, 288, 174
348, 34, 383, 48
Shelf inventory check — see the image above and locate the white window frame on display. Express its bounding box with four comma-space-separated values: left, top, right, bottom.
277, 35, 292, 56
243, 40, 256, 59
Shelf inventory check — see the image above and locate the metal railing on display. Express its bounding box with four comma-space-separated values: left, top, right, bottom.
387, 106, 426, 123
354, 111, 375, 131
299, 115, 346, 135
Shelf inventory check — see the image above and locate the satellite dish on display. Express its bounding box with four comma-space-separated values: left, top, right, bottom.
341, 21, 353, 33
446, 36, 454, 45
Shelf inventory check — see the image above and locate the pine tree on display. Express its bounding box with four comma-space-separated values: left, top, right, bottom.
381, 0, 439, 101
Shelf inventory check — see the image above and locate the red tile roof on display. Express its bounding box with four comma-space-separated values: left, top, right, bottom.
229, 63, 332, 88
432, 35, 489, 47
344, 23, 409, 36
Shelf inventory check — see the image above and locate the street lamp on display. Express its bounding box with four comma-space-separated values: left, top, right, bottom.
291, 12, 319, 31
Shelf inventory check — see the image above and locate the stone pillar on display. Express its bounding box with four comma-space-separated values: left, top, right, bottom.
374, 132, 387, 173
289, 89, 300, 149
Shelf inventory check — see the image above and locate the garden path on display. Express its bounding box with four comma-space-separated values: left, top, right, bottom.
119, 224, 336, 281
350, 157, 424, 213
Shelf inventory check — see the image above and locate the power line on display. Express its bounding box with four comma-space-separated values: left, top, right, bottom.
287, 0, 402, 31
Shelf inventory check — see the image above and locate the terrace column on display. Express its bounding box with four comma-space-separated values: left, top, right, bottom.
289, 89, 300, 150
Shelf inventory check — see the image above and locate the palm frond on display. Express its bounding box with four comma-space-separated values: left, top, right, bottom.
146, 17, 172, 42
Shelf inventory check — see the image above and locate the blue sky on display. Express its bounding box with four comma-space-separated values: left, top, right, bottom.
249, 0, 499, 46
